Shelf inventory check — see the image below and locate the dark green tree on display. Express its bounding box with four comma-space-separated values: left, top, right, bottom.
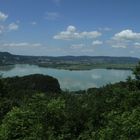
0, 79, 5, 97
133, 61, 140, 80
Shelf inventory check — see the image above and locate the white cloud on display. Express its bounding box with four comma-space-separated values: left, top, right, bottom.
31, 22, 37, 25
0, 25, 5, 34
0, 13, 19, 34
109, 29, 140, 49
0, 42, 45, 56
134, 42, 140, 46
134, 42, 140, 48
70, 44, 85, 49
8, 23, 19, 31
112, 44, 127, 48
113, 29, 140, 41
54, 25, 102, 40
108, 38, 128, 49
3, 43, 28, 47
0, 11, 8, 21
45, 12, 60, 20
92, 40, 103, 46
67, 25, 76, 32
3, 42, 42, 47
68, 43, 96, 55
0, 23, 19, 35
81, 31, 102, 38
104, 27, 112, 31
31, 43, 42, 47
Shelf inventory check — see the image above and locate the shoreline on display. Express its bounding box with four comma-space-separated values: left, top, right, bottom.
0, 63, 135, 71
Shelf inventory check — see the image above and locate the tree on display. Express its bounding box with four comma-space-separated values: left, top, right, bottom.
0, 79, 5, 97
0, 107, 43, 140
43, 98, 67, 139
133, 61, 140, 80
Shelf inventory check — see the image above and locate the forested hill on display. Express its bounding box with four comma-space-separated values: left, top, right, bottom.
0, 51, 139, 65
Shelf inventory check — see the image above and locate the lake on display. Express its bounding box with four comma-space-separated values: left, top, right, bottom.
0, 64, 133, 91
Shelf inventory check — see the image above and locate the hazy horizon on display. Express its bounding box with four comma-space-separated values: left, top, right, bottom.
1, 51, 140, 58
0, 0, 140, 57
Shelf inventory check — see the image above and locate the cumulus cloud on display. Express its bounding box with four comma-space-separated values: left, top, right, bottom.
8, 23, 19, 31
45, 12, 60, 20
67, 26, 76, 32
113, 29, 140, 41
54, 25, 102, 40
0, 11, 8, 21
109, 29, 140, 49
92, 40, 103, 46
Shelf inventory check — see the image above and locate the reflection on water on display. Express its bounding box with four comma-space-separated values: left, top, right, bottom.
0, 64, 133, 91
0, 65, 15, 76
0, 65, 15, 71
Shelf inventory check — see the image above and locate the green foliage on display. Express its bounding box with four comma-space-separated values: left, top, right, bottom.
133, 61, 140, 80
95, 107, 140, 140
0, 98, 13, 122
3, 74, 61, 94
43, 98, 67, 139
0, 107, 43, 140
0, 79, 5, 97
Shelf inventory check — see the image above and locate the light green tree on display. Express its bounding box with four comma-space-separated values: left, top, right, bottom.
0, 107, 43, 140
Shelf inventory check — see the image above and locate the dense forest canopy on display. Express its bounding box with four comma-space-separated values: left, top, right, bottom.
0, 62, 140, 139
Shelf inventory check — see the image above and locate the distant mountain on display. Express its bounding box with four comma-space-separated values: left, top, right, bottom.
0, 52, 139, 69
0, 52, 13, 56
0, 52, 39, 65
48, 56, 140, 64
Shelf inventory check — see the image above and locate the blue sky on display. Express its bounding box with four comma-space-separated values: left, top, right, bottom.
0, 0, 140, 57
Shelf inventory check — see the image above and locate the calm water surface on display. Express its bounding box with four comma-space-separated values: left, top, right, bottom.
0, 64, 133, 91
